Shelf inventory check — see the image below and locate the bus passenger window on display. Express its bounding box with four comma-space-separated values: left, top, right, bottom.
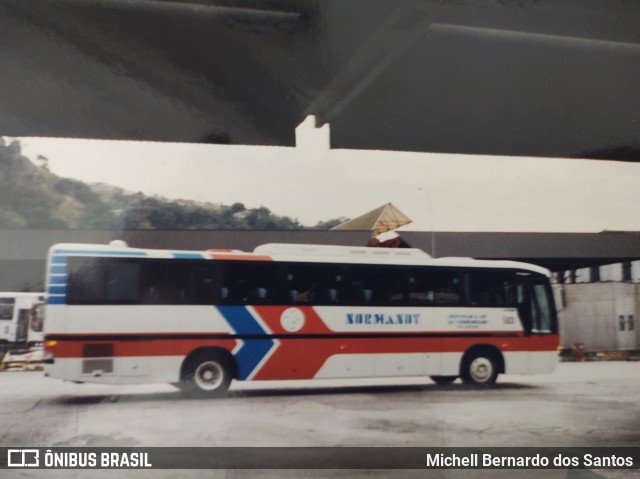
68, 258, 105, 303
139, 260, 192, 304
466, 271, 517, 307
314, 289, 338, 303
106, 262, 140, 303
0, 299, 15, 320
352, 288, 372, 303
409, 269, 461, 305
222, 262, 276, 305
345, 265, 404, 306
247, 288, 268, 302
284, 264, 343, 305
407, 272, 433, 304
284, 268, 313, 303
190, 264, 225, 305
288, 289, 299, 302
434, 288, 460, 305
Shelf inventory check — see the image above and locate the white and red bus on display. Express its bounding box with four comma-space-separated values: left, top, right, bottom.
43, 242, 558, 395
0, 292, 45, 348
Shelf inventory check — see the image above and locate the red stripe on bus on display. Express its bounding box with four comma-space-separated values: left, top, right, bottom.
47, 334, 559, 381
253, 306, 335, 335
207, 254, 273, 261
252, 334, 558, 380
49, 338, 238, 359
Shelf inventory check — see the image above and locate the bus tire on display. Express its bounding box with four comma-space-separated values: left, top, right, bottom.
179, 351, 233, 397
460, 350, 499, 386
430, 375, 457, 385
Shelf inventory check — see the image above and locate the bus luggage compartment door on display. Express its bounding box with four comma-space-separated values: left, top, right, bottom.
82, 343, 114, 376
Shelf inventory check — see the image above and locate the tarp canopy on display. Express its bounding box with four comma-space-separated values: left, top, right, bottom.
331, 203, 412, 237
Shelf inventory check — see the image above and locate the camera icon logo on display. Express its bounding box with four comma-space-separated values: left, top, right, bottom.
7, 449, 40, 467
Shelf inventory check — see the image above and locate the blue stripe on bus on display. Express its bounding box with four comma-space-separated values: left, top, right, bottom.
48, 285, 67, 295
48, 276, 67, 285
234, 339, 275, 380
172, 252, 207, 259
49, 265, 67, 275
47, 296, 66, 305
50, 255, 68, 265
217, 306, 276, 380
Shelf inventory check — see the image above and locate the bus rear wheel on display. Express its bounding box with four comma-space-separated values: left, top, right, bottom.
461, 351, 499, 386
180, 351, 233, 397
430, 375, 457, 385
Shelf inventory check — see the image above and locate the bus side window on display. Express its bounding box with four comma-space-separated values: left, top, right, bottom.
314, 288, 338, 303
407, 268, 463, 305
434, 288, 460, 305
0, 299, 15, 320
68, 257, 106, 303
466, 270, 517, 307
139, 260, 186, 304
349, 287, 372, 303
221, 262, 277, 305
345, 265, 404, 306
407, 270, 433, 305
189, 264, 225, 305
284, 264, 343, 305
246, 288, 268, 302
432, 270, 461, 305
106, 261, 141, 303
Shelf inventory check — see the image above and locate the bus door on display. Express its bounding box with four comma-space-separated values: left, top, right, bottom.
28, 301, 45, 345
0, 298, 16, 342
515, 275, 558, 373
529, 282, 555, 335
15, 308, 29, 343
514, 275, 556, 335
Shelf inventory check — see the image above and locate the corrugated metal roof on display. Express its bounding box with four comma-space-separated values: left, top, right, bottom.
331, 203, 412, 236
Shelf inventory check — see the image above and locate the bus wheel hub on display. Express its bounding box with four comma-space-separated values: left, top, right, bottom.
470, 357, 492, 382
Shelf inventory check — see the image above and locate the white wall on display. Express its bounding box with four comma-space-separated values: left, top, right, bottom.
558, 283, 638, 351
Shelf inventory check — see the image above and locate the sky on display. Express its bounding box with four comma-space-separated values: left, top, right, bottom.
17, 133, 640, 233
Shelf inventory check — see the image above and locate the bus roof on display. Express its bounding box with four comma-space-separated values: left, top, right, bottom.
49, 242, 552, 277
0, 291, 43, 298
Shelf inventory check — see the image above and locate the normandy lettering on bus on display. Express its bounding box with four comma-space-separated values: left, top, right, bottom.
345, 313, 420, 325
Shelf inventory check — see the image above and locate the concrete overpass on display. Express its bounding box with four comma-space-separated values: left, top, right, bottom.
1, 0, 639, 160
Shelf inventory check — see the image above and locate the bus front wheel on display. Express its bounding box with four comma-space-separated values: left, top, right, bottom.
461, 351, 499, 386
180, 351, 233, 397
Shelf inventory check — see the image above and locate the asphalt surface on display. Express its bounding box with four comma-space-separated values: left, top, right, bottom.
1, 361, 639, 479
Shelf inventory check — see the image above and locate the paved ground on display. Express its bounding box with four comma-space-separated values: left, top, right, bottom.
1, 362, 639, 479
